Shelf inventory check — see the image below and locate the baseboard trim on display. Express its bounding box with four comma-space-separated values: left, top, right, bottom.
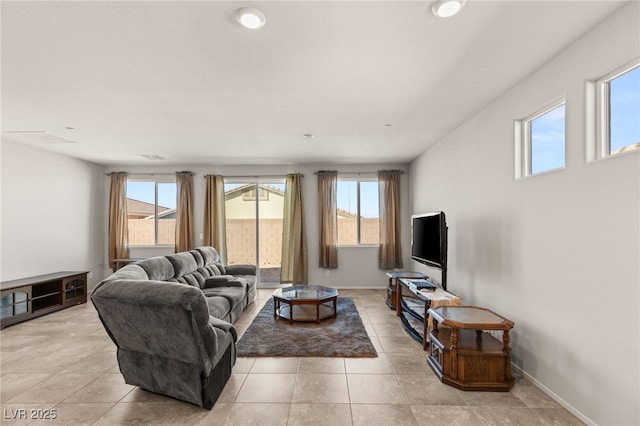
511, 364, 595, 426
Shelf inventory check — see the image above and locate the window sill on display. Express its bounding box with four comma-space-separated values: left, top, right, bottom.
516, 166, 565, 181
127, 244, 175, 249
592, 145, 640, 163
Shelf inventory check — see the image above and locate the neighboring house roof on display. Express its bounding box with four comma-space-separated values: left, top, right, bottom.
224, 183, 285, 198
225, 184, 361, 217
127, 198, 170, 217
613, 141, 640, 154
152, 208, 176, 219
337, 208, 357, 218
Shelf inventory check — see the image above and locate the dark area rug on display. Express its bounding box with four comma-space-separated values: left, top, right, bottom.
236, 297, 378, 357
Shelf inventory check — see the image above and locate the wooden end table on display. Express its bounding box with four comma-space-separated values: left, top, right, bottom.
427, 306, 515, 391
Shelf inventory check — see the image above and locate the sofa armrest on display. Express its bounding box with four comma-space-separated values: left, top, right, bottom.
208, 316, 237, 342
205, 275, 234, 282
225, 264, 257, 276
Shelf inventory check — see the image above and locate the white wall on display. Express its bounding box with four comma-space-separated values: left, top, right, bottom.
1, 140, 106, 289
410, 3, 639, 425
106, 163, 410, 289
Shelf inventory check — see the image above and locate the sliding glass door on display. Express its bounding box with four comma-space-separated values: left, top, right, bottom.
224, 180, 285, 287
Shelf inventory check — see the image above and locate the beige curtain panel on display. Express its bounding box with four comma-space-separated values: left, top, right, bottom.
281, 173, 308, 284
175, 171, 195, 253
378, 170, 403, 269
203, 174, 227, 263
108, 172, 129, 270
317, 170, 338, 269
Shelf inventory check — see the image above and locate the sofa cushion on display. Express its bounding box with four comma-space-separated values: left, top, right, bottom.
189, 250, 205, 268
203, 295, 231, 320
196, 266, 214, 280
208, 264, 224, 275
136, 257, 175, 281
196, 246, 221, 264
202, 287, 246, 311
166, 252, 198, 278
177, 274, 202, 287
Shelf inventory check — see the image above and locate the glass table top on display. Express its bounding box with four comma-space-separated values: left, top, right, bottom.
273, 285, 338, 301
428, 306, 514, 330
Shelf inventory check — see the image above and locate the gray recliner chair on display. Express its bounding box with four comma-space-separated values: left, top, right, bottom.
91, 277, 236, 409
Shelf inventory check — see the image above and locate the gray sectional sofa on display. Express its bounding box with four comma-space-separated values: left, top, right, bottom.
91, 246, 257, 409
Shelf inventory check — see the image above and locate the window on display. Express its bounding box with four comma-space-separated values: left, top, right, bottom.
515, 100, 566, 178
126, 178, 177, 246
598, 62, 640, 157
336, 178, 379, 245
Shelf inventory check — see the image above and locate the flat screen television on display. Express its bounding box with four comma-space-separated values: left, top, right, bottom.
411, 212, 447, 272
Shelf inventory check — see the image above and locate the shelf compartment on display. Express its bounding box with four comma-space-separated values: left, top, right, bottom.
0, 288, 31, 320
63, 278, 86, 304
32, 281, 61, 298
400, 311, 426, 346
32, 293, 62, 312
399, 296, 426, 322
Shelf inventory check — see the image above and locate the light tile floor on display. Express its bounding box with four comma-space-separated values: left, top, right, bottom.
0, 289, 584, 425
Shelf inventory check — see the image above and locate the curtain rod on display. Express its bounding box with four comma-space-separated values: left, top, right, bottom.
105, 172, 193, 176
313, 170, 405, 175
203, 174, 304, 179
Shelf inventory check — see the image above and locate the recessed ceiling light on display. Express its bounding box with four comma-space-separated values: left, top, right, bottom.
383, 124, 392, 128
235, 7, 266, 29
432, 0, 466, 18
303, 134, 314, 139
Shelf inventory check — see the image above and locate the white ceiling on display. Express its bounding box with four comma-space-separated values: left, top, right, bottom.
1, 1, 628, 166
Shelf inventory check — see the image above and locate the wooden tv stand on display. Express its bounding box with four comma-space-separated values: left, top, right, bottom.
427, 306, 514, 392
385, 271, 427, 310
1, 271, 88, 329
396, 278, 461, 350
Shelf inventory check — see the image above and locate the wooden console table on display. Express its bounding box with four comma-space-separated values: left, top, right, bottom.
0, 271, 88, 329
427, 306, 514, 391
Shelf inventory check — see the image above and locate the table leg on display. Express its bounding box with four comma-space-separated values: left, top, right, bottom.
450, 329, 459, 380
423, 302, 429, 351
503, 329, 512, 380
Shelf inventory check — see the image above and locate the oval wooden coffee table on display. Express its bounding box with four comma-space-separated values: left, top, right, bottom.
273, 285, 338, 324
